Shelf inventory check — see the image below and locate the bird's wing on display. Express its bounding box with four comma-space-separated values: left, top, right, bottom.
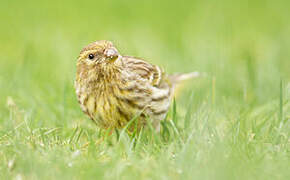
121, 56, 166, 87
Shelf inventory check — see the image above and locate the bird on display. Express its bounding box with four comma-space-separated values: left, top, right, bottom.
75, 40, 199, 132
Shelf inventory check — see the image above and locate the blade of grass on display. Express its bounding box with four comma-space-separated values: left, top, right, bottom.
184, 92, 194, 130
279, 79, 283, 128
172, 97, 177, 125
169, 119, 183, 144
118, 112, 142, 143
75, 128, 83, 143
69, 126, 79, 144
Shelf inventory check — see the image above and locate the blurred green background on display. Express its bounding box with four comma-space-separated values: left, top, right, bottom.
0, 0, 289, 179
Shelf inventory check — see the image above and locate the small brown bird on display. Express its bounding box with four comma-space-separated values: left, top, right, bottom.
75, 40, 199, 131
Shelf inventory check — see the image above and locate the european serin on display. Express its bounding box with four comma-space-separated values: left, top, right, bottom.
75, 40, 199, 131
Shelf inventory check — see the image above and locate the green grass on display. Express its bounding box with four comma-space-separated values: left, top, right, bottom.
0, 0, 289, 179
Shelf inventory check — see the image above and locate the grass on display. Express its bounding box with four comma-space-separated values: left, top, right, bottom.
0, 0, 289, 179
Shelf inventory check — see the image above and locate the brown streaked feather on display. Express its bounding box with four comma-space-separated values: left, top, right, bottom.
122, 56, 165, 87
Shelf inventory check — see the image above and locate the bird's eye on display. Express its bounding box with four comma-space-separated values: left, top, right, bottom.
88, 54, 94, 60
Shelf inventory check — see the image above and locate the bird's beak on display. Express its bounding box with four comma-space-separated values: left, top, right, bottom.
104, 47, 119, 60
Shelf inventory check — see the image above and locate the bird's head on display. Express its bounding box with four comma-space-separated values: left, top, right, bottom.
76, 40, 122, 83
78, 40, 120, 65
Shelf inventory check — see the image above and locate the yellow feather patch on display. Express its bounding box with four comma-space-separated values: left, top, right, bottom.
86, 96, 95, 115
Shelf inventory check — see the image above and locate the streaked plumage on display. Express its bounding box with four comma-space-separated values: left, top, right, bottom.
75, 40, 198, 131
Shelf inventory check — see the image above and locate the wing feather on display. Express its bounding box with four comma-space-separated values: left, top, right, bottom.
122, 56, 165, 87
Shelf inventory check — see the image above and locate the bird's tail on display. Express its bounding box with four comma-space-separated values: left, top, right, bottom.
169, 71, 204, 97
169, 72, 201, 84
